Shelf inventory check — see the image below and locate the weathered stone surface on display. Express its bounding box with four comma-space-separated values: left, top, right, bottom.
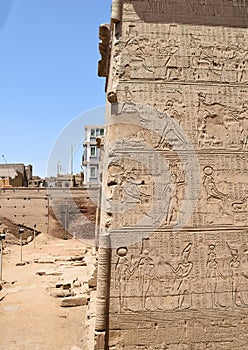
44, 270, 62, 276
60, 295, 88, 307
98, 24, 111, 78
0, 188, 98, 240
73, 279, 81, 288
95, 0, 248, 349
0, 291, 7, 301
71, 261, 87, 267
36, 270, 46, 276
36, 269, 62, 276
70, 255, 85, 261
55, 281, 71, 289
50, 288, 71, 298
34, 258, 56, 264
88, 276, 97, 289
70, 346, 83, 350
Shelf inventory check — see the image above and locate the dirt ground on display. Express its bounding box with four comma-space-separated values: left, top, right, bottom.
0, 233, 96, 350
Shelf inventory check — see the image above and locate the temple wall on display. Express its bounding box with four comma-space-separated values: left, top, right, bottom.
96, 0, 248, 349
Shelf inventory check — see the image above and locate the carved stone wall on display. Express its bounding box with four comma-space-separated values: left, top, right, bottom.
95, 0, 248, 349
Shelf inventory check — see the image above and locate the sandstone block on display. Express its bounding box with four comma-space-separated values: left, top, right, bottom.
70, 255, 84, 261
50, 288, 71, 298
60, 295, 88, 307
34, 258, 56, 264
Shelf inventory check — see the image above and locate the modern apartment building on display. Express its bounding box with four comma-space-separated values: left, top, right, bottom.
82, 125, 104, 187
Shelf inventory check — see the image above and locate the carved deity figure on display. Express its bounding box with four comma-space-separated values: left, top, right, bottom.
203, 166, 228, 213
155, 112, 187, 150
206, 244, 226, 308
163, 164, 185, 225
115, 247, 134, 312
163, 174, 179, 225
227, 243, 246, 307
136, 249, 161, 310
166, 243, 193, 309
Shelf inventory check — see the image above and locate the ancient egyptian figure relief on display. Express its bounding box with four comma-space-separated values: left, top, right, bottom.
103, 149, 196, 230
194, 159, 248, 227
103, 158, 155, 229
114, 84, 248, 152
111, 232, 248, 313
105, 100, 248, 229
197, 92, 248, 150
108, 22, 248, 86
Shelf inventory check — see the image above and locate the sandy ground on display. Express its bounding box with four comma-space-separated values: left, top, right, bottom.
0, 233, 96, 350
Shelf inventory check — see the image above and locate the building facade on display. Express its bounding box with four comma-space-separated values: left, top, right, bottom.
0, 163, 32, 187
82, 125, 104, 187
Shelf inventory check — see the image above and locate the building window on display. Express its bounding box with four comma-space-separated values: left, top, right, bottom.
100, 128, 104, 136
90, 167, 97, 178
90, 147, 96, 157
91, 129, 95, 137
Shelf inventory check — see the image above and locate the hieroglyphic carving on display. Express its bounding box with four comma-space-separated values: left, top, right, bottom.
95, 234, 111, 332
114, 83, 248, 152
192, 156, 248, 227
115, 247, 134, 312
165, 243, 193, 310
110, 230, 248, 314
206, 244, 226, 308
162, 166, 186, 226
226, 242, 248, 307
105, 158, 154, 229
97, 1, 248, 349
109, 21, 248, 86
202, 166, 228, 214
197, 92, 248, 149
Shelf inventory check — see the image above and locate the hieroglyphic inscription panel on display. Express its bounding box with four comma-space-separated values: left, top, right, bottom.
109, 230, 248, 348
96, 0, 248, 349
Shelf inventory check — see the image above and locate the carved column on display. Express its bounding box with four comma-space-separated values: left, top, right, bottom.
94, 234, 111, 350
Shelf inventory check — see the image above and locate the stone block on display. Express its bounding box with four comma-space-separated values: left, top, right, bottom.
60, 295, 88, 307
50, 288, 71, 298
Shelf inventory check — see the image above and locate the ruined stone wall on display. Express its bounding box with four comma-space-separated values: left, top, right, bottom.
95, 0, 248, 349
0, 188, 98, 240
0, 188, 49, 233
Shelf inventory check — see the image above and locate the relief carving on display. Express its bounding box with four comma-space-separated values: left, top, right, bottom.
112, 231, 248, 314
162, 164, 186, 226
197, 93, 248, 150
165, 243, 193, 310
206, 244, 226, 308
114, 23, 248, 85
196, 160, 248, 227
106, 159, 154, 229
203, 166, 228, 214
227, 242, 248, 307
98, 1, 248, 348
115, 247, 133, 312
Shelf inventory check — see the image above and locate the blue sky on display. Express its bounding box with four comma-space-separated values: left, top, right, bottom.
0, 0, 112, 177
